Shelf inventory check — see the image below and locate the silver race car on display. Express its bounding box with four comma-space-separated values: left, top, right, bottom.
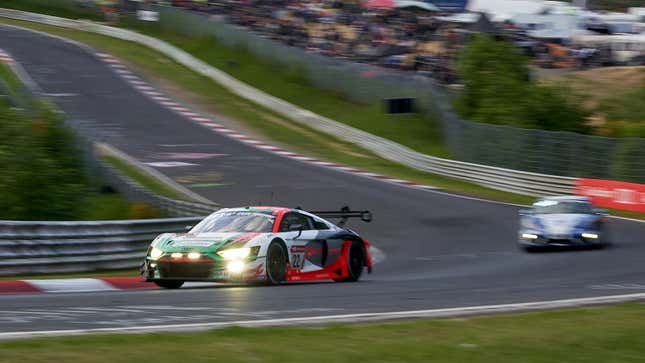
518, 196, 609, 251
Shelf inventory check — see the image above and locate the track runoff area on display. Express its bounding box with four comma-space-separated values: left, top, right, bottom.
0, 23, 644, 338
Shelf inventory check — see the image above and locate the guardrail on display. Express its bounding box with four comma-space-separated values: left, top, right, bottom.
0, 217, 202, 276
0, 7, 578, 197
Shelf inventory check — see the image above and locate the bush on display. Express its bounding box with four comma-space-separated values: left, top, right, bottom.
456, 35, 590, 133
0, 101, 88, 220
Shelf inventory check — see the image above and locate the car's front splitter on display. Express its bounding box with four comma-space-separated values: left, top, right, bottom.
142, 258, 265, 282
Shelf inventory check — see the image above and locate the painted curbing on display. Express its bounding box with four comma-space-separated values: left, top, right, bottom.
0, 277, 223, 295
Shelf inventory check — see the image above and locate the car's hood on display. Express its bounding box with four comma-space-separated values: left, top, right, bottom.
532, 214, 598, 234
155, 232, 264, 252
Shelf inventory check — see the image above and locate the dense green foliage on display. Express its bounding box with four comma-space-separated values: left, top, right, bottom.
0, 0, 102, 21
456, 35, 590, 133
0, 101, 88, 220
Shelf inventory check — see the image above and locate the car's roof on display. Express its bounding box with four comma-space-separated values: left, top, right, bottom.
218, 206, 294, 214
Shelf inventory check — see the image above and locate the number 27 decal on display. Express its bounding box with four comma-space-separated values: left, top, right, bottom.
290, 245, 306, 269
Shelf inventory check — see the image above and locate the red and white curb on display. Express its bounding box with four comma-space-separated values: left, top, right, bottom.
0, 277, 219, 295
94, 52, 436, 192
0, 48, 15, 63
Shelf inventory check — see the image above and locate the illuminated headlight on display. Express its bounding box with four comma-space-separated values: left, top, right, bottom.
521, 233, 539, 240
187, 252, 201, 260
217, 247, 251, 260
227, 260, 245, 273
582, 232, 598, 239
149, 247, 164, 260
171, 252, 183, 259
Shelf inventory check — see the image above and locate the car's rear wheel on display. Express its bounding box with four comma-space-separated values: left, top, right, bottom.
153, 280, 184, 289
266, 242, 287, 285
334, 241, 364, 283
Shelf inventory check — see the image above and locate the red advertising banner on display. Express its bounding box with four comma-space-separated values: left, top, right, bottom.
575, 178, 645, 213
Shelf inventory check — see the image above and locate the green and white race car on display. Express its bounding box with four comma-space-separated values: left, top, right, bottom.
142, 206, 373, 288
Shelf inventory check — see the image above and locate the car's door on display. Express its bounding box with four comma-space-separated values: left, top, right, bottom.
277, 212, 317, 270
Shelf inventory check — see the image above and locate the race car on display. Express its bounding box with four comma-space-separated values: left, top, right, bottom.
518, 196, 609, 251
141, 206, 373, 288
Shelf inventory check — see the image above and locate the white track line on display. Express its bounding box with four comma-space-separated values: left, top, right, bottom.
1, 292, 644, 340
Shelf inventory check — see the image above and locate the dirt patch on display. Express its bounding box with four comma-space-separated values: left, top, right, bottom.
545, 66, 645, 109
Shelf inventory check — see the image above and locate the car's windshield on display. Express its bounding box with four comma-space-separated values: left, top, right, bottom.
532, 200, 592, 214
190, 211, 275, 233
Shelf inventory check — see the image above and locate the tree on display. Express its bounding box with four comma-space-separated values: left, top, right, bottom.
456, 35, 589, 133
0, 102, 87, 220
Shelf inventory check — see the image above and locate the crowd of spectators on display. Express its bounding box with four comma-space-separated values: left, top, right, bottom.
153, 1, 637, 82
169, 0, 464, 83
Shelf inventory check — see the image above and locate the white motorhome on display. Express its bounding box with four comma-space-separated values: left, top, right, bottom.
573, 33, 645, 64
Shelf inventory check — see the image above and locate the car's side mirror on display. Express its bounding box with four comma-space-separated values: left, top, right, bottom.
185, 225, 193, 232
519, 209, 533, 215
594, 208, 608, 215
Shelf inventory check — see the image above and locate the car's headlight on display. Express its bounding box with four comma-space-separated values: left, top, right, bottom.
521, 233, 539, 240
149, 247, 164, 260
217, 247, 251, 260
582, 232, 598, 239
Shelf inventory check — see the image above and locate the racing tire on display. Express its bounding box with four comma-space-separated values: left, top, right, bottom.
266, 241, 287, 285
153, 280, 184, 289
334, 241, 364, 283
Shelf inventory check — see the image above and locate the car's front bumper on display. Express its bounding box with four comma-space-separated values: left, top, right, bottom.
518, 231, 603, 248
142, 257, 265, 282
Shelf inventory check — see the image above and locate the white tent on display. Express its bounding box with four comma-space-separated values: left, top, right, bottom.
466, 0, 548, 22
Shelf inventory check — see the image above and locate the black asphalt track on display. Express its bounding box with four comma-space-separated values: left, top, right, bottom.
0, 25, 644, 333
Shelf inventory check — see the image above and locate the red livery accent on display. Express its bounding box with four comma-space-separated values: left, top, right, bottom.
576, 178, 645, 213
286, 241, 351, 281
0, 280, 42, 294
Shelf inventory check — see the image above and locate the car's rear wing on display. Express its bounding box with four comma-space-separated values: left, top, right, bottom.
305, 206, 372, 227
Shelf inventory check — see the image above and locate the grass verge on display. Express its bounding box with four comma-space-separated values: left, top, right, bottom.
0, 17, 642, 220
1, 303, 645, 361
101, 155, 187, 201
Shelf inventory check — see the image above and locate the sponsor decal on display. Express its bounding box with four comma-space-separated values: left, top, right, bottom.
173, 241, 214, 247
307, 247, 323, 256
576, 178, 645, 213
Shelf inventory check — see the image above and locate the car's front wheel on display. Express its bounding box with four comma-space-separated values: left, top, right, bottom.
153, 280, 184, 289
334, 241, 364, 283
266, 241, 287, 285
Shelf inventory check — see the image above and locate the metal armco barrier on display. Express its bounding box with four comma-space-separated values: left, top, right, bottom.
0, 217, 202, 276
0, 8, 581, 196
